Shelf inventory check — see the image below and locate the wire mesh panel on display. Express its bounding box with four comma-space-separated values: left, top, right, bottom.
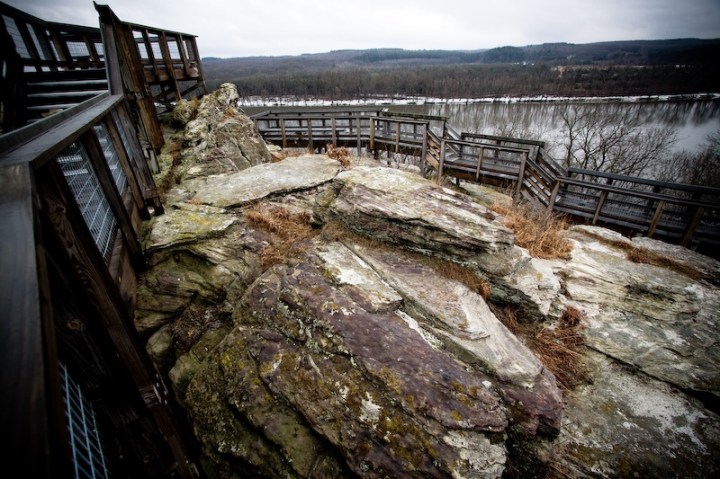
66, 41, 90, 59
60, 363, 111, 479
56, 141, 118, 261
2, 15, 30, 58
92, 123, 128, 197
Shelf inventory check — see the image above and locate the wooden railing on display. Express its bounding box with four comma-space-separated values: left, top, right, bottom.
0, 2, 107, 130
0, 91, 196, 478
252, 108, 720, 254
1, 2, 205, 476
1, 1, 207, 155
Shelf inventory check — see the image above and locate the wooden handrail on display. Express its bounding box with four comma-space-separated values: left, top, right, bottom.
252, 107, 720, 252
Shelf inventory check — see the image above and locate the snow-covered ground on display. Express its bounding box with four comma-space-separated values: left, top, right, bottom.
237, 92, 720, 108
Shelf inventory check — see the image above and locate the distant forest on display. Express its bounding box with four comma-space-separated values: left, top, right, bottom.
202, 39, 720, 99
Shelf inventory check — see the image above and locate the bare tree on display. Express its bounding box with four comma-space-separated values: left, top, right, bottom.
656, 129, 720, 187
556, 103, 676, 178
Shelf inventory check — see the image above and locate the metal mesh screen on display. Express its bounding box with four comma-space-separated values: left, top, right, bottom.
93, 123, 128, 197
60, 363, 111, 479
167, 38, 181, 59
66, 41, 89, 58
111, 111, 133, 163
56, 141, 118, 261
2, 15, 30, 58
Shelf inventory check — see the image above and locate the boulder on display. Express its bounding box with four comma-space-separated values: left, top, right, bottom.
180, 83, 271, 178
136, 96, 720, 477
551, 350, 720, 478
315, 166, 515, 272
564, 226, 720, 398
185, 241, 531, 478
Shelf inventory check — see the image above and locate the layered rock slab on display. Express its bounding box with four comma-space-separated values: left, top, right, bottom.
315, 166, 515, 265
552, 350, 720, 478
188, 155, 342, 208
185, 241, 564, 477
564, 226, 720, 398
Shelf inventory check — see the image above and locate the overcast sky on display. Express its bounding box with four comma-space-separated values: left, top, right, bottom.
6, 0, 720, 58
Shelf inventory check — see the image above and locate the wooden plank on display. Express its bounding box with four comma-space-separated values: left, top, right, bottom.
36, 161, 194, 479
0, 162, 74, 479
568, 166, 720, 196
113, 101, 163, 214
0, 94, 120, 167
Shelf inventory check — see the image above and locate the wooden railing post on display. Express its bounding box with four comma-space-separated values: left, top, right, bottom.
547, 179, 562, 211
395, 121, 401, 152
332, 117, 338, 148
646, 200, 666, 237
421, 124, 428, 165
356, 115, 362, 157
681, 206, 705, 247
369, 118, 376, 152
280, 118, 287, 148
514, 151, 528, 201
438, 139, 446, 184
475, 147, 485, 181
592, 190, 609, 225
307, 119, 313, 152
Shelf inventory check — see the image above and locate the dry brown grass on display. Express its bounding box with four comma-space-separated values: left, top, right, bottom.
488, 201, 572, 260
326, 144, 351, 168
494, 305, 588, 390
532, 308, 588, 390
245, 204, 315, 268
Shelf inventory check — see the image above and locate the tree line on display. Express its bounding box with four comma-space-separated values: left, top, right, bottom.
204, 63, 718, 100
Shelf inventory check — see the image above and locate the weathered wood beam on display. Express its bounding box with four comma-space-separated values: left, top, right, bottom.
0, 162, 71, 479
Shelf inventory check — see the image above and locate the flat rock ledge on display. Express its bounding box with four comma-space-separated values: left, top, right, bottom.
186, 154, 342, 207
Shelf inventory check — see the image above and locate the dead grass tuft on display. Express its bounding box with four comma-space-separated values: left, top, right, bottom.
488, 201, 572, 260
561, 305, 584, 327
245, 204, 315, 268
494, 305, 588, 390
533, 306, 587, 390
326, 144, 351, 168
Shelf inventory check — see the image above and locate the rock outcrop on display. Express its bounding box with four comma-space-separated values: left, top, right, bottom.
136, 89, 720, 478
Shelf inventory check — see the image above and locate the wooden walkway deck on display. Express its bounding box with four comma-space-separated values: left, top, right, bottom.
252, 108, 720, 255
0, 3, 202, 477
0, 1, 207, 154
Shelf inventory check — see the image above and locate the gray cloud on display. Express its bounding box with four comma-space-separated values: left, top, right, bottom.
6, 0, 720, 57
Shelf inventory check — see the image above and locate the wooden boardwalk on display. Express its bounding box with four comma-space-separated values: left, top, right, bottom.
0, 3, 202, 477
252, 108, 720, 254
